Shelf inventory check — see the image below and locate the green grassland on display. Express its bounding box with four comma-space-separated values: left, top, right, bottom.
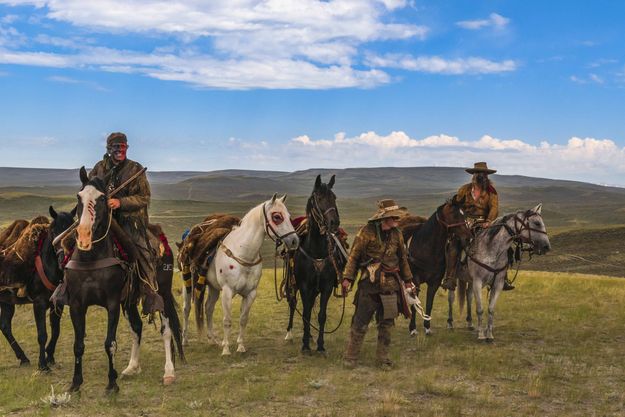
0, 271, 624, 416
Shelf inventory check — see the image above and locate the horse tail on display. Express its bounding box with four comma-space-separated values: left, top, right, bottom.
163, 291, 185, 363
458, 279, 466, 316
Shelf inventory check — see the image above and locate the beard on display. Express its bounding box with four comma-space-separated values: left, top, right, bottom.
474, 173, 490, 189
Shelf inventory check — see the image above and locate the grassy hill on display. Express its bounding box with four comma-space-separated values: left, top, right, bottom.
0, 271, 623, 416
1, 165, 624, 273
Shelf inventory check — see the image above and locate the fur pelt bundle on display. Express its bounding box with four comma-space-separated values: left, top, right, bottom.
0, 222, 50, 287
179, 214, 240, 267
0, 219, 29, 250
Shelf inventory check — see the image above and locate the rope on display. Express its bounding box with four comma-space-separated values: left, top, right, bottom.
90, 209, 113, 245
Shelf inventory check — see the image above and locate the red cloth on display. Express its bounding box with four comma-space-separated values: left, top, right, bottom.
158, 233, 172, 257
291, 216, 307, 229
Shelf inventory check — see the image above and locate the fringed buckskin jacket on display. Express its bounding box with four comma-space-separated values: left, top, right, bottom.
343, 223, 412, 293
456, 183, 499, 222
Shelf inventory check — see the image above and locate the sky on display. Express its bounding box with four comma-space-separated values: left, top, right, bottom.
0, 1, 624, 185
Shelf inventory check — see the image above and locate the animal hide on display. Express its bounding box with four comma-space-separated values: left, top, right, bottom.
0, 223, 49, 287
179, 214, 240, 268
0, 219, 29, 250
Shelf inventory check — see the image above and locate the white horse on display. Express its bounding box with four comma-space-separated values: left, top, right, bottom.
182, 194, 299, 355
467, 203, 551, 341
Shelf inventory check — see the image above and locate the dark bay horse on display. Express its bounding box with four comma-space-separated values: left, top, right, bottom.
66, 167, 182, 393
404, 197, 472, 335
0, 206, 74, 371
286, 175, 344, 354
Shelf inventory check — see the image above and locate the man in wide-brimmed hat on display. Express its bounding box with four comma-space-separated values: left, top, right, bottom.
442, 162, 514, 291
88, 132, 164, 314
341, 199, 415, 369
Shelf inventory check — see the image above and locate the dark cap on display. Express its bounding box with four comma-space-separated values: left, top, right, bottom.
106, 132, 127, 146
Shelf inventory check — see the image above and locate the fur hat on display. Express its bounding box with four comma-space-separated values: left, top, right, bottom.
368, 199, 406, 222
465, 162, 496, 174
106, 132, 128, 146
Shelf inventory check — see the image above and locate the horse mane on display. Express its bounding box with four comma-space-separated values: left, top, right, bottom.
484, 213, 516, 241
397, 214, 427, 241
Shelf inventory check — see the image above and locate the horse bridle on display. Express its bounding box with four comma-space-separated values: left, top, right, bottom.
309, 192, 338, 236
262, 202, 298, 245
508, 210, 547, 248
435, 205, 470, 238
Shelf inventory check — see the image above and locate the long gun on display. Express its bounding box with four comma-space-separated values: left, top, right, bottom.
52, 167, 148, 247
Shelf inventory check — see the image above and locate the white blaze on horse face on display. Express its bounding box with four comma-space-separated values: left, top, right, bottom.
76, 185, 104, 251
268, 199, 299, 250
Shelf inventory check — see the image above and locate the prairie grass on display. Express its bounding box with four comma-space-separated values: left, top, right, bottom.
1, 270, 624, 416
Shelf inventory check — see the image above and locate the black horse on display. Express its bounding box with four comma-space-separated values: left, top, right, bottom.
286, 175, 343, 354
405, 197, 472, 335
66, 167, 183, 393
0, 206, 75, 371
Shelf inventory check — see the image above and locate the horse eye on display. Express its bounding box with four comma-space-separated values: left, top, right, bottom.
272, 213, 284, 225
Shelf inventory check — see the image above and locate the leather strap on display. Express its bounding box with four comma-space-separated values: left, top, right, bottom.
221, 244, 262, 267
34, 255, 57, 291
65, 257, 122, 271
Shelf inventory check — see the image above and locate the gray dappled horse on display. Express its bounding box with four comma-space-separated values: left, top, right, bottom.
466, 203, 550, 341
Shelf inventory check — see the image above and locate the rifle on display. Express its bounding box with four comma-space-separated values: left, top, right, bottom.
52, 167, 148, 247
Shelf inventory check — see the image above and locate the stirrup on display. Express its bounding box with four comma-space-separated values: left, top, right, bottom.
503, 280, 515, 291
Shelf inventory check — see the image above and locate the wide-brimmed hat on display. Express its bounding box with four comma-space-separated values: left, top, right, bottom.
368, 199, 406, 222
465, 162, 496, 175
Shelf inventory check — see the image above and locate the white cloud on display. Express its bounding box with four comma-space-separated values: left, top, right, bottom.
224, 131, 625, 185
570, 73, 605, 85
366, 53, 517, 74
47, 75, 108, 91
0, 0, 433, 89
457, 13, 510, 30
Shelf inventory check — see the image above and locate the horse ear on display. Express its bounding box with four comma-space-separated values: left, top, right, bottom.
270, 193, 278, 204
534, 203, 543, 214
175, 241, 183, 249
49, 205, 58, 219
314, 175, 322, 190
79, 166, 89, 186
70, 205, 78, 218
328, 175, 335, 189
280, 194, 288, 203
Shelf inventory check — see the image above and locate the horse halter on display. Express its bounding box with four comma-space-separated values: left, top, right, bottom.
262, 202, 297, 245
509, 210, 548, 247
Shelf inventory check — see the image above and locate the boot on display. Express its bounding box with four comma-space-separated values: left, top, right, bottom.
16, 286, 27, 298
343, 328, 366, 369
376, 323, 393, 369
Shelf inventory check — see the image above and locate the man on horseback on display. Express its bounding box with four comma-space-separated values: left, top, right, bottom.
441, 162, 515, 291
341, 199, 415, 369
88, 132, 164, 314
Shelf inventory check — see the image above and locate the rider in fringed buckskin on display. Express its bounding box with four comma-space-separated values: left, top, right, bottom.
88, 132, 164, 314
441, 162, 514, 291
341, 199, 416, 369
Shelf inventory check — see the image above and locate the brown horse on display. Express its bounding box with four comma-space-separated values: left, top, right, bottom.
404, 196, 472, 335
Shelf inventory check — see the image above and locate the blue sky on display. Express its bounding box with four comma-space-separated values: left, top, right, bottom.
0, 1, 624, 185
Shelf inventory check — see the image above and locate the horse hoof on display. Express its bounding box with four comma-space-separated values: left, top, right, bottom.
486, 337, 494, 343
409, 329, 418, 337
236, 345, 246, 353
301, 348, 312, 356
425, 328, 433, 336
38, 365, 52, 373
105, 384, 119, 396
121, 366, 142, 377
46, 357, 56, 366
69, 384, 81, 393
221, 347, 231, 356
447, 323, 454, 330
163, 375, 176, 386
284, 331, 293, 341
20, 359, 31, 367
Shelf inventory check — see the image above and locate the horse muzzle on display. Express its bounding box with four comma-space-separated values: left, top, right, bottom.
283, 234, 299, 250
